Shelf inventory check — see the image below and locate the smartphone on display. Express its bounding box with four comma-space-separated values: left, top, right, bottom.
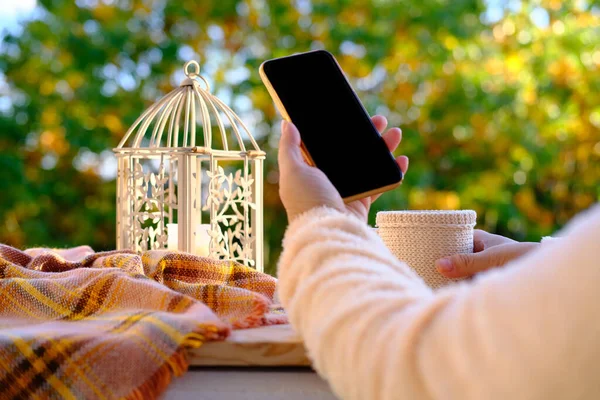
259, 50, 403, 203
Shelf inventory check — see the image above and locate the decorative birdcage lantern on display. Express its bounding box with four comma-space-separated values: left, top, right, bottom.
114, 61, 265, 271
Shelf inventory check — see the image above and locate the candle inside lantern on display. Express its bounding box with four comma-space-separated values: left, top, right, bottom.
167, 223, 178, 251
194, 224, 211, 256
167, 223, 212, 256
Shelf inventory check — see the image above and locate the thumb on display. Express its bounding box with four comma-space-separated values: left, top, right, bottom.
278, 120, 305, 170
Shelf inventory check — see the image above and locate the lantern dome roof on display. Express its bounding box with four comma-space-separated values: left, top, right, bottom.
115, 61, 263, 156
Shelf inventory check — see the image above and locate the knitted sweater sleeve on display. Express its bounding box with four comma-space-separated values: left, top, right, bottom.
277, 205, 600, 400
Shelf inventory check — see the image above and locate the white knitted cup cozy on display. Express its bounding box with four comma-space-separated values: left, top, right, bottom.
376, 210, 477, 289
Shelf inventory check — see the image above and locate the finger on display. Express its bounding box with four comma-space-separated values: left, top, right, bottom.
396, 155, 409, 174
382, 128, 402, 152
473, 230, 488, 242
372, 115, 387, 133
473, 239, 485, 253
473, 230, 492, 248
278, 120, 305, 171
473, 229, 517, 249
370, 192, 383, 203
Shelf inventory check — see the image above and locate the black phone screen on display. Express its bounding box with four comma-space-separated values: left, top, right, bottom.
262, 50, 402, 199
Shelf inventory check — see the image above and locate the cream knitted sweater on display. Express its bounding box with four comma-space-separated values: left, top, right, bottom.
277, 204, 600, 400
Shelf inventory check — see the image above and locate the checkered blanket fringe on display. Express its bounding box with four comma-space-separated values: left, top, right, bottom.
0, 244, 286, 399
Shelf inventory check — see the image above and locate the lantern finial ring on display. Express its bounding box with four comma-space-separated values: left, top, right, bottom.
183, 60, 210, 91
184, 60, 200, 76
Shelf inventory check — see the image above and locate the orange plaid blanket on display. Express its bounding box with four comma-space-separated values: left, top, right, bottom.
0, 244, 286, 399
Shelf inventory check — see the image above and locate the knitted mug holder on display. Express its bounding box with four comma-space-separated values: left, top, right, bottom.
376, 210, 477, 289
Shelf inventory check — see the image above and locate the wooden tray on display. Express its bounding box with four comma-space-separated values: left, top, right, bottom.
187, 324, 310, 367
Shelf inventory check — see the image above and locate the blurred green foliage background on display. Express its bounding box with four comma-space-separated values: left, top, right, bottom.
0, 0, 598, 275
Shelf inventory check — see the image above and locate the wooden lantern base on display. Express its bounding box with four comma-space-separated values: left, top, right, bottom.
187, 324, 309, 367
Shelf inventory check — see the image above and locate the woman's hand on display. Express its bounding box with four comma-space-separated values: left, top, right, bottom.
435, 230, 540, 278
278, 116, 409, 222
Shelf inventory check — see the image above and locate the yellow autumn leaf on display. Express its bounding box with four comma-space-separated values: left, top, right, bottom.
443, 35, 459, 50
41, 108, 61, 126
66, 72, 85, 90
93, 5, 115, 21
436, 191, 461, 210
103, 114, 123, 134
506, 53, 523, 74
40, 80, 55, 96
39, 128, 69, 155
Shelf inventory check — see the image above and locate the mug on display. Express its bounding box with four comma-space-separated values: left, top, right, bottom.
376, 210, 477, 289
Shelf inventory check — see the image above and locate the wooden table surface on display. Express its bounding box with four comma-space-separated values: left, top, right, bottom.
187, 324, 310, 367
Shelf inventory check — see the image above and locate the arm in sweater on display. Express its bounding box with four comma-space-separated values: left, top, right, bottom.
277, 205, 600, 400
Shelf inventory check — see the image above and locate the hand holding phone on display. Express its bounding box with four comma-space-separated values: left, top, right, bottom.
260, 50, 404, 203
277, 114, 408, 221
